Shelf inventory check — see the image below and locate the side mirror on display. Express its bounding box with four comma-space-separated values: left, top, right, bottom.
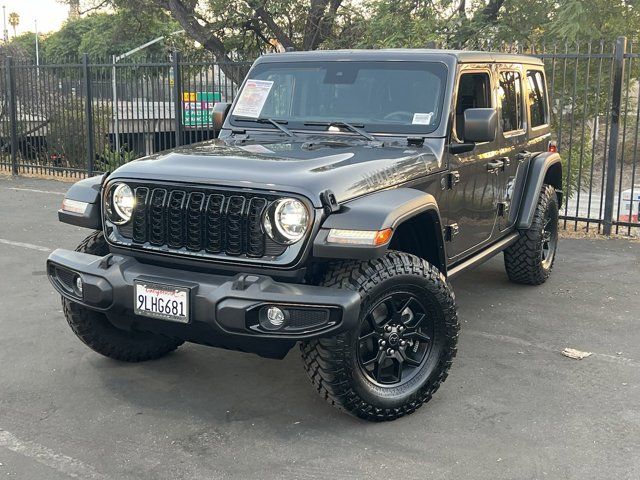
212, 102, 231, 131
463, 108, 498, 143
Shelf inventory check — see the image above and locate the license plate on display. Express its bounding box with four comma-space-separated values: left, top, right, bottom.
134, 281, 190, 323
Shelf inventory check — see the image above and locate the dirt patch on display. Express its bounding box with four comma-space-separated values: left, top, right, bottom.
560, 224, 639, 241
0, 171, 81, 184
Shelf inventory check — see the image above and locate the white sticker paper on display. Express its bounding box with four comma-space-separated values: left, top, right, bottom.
232, 79, 274, 118
412, 112, 434, 125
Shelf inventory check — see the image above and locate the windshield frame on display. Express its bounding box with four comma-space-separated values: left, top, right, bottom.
227, 59, 451, 137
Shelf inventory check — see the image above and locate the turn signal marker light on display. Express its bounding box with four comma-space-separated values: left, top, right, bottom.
326, 228, 393, 246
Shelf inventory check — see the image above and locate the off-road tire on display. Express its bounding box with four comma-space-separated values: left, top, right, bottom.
62, 231, 183, 362
300, 252, 459, 422
504, 184, 559, 285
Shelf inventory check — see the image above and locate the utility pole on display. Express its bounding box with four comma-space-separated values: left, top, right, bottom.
111, 30, 185, 154
35, 20, 40, 76
2, 6, 8, 43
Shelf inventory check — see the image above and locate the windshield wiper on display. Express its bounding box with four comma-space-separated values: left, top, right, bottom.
234, 117, 296, 137
304, 121, 376, 142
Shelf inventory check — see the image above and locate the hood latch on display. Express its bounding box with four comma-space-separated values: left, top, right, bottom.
320, 190, 340, 214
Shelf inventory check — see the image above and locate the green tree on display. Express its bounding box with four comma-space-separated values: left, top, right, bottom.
41, 9, 184, 62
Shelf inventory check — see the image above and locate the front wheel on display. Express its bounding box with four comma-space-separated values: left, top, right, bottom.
62, 231, 184, 362
300, 252, 459, 421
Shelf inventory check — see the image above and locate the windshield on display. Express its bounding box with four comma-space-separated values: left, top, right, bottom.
229, 61, 449, 135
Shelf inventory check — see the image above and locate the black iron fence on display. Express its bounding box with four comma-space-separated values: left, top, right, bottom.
0, 52, 251, 178
1, 41, 639, 236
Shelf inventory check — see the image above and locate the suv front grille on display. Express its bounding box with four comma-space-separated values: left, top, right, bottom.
110, 183, 291, 260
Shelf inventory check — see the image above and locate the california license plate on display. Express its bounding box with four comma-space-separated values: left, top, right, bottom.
134, 281, 190, 323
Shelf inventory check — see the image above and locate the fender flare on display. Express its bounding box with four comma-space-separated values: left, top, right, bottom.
313, 188, 446, 269
58, 174, 106, 230
517, 152, 563, 230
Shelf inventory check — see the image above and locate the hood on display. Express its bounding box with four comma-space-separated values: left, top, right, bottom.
110, 137, 446, 208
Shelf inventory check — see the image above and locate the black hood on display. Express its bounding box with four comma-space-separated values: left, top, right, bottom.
110, 137, 446, 208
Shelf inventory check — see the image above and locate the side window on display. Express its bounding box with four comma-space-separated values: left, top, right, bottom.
455, 72, 491, 141
527, 70, 548, 127
498, 70, 523, 133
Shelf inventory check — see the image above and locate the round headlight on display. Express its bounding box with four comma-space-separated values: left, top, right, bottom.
263, 198, 309, 245
111, 183, 134, 224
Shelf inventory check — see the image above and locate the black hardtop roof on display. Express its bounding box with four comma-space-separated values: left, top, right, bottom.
257, 48, 544, 66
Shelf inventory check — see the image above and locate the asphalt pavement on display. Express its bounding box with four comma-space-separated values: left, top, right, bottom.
0, 175, 638, 480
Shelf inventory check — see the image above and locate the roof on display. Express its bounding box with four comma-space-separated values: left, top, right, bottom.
258, 49, 544, 66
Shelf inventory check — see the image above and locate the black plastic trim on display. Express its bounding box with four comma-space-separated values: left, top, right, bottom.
517, 152, 562, 229
46, 249, 361, 347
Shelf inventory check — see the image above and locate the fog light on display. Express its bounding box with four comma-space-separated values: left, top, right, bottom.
75, 276, 83, 295
259, 305, 288, 331
267, 306, 285, 326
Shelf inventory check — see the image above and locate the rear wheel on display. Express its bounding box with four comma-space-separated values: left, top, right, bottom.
62, 231, 183, 362
504, 184, 559, 285
300, 252, 459, 421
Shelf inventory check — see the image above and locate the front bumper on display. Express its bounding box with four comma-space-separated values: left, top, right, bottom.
46, 249, 361, 358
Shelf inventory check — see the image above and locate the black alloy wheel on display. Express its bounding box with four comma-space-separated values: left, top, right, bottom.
357, 292, 434, 386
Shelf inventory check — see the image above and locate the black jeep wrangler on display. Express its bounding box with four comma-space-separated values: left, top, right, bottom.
47, 50, 561, 421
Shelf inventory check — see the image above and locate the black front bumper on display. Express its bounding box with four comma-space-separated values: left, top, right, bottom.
46, 249, 361, 358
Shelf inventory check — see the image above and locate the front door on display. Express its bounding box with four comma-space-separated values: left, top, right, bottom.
445, 68, 501, 260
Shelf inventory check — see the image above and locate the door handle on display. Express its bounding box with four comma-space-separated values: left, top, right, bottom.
486, 160, 504, 173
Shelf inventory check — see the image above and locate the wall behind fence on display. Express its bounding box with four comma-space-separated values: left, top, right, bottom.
0, 43, 638, 235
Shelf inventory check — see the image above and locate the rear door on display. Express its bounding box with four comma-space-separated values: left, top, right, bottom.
495, 66, 529, 232
445, 66, 501, 260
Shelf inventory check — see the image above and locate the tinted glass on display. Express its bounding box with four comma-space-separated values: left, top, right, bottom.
455, 72, 492, 140
498, 71, 523, 133
527, 70, 548, 127
230, 61, 449, 134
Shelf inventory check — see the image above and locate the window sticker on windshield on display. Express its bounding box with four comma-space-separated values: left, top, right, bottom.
232, 79, 274, 118
412, 112, 434, 125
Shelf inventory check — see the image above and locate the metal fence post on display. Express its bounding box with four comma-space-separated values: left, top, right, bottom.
172, 50, 183, 147
603, 36, 627, 235
5, 56, 18, 175
82, 53, 95, 176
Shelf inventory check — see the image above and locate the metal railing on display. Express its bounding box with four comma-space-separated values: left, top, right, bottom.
0, 41, 638, 236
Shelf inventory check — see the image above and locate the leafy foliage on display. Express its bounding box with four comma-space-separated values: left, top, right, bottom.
40, 9, 184, 63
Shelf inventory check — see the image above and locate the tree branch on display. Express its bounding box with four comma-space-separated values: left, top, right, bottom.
249, 2, 295, 49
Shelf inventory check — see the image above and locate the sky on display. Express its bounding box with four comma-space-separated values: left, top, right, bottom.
1, 0, 69, 36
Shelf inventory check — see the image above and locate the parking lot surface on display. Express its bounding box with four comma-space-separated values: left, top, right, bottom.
0, 175, 639, 480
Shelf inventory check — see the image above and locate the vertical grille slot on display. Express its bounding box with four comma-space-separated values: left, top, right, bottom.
246, 197, 267, 257
186, 192, 205, 251
225, 196, 246, 256
166, 190, 186, 248
205, 194, 225, 253
148, 189, 167, 245
132, 187, 149, 243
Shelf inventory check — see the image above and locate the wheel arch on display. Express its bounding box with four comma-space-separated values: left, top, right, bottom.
58, 174, 106, 230
517, 152, 563, 229
312, 188, 447, 274
388, 210, 447, 275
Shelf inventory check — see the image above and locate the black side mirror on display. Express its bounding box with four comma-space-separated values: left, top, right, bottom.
212, 102, 231, 131
463, 108, 498, 143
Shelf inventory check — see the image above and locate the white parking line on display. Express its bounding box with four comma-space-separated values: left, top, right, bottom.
8, 187, 65, 195
0, 429, 108, 479
467, 329, 640, 368
0, 238, 52, 252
